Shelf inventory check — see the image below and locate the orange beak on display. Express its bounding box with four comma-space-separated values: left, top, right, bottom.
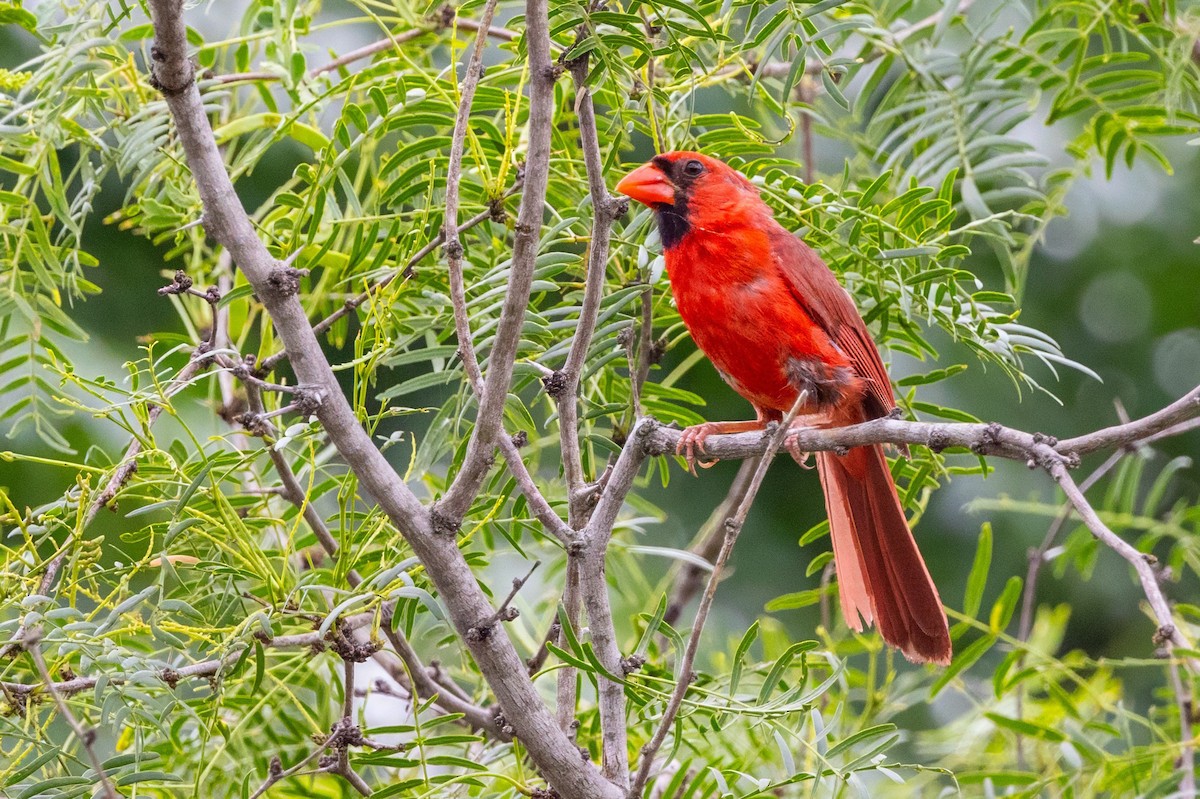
615, 162, 676, 207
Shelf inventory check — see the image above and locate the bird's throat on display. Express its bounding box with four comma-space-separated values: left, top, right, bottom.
655, 205, 691, 250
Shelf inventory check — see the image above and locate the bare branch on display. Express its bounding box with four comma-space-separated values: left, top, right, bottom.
2, 612, 377, 699
26, 638, 120, 799
444, 0, 501, 398
1057, 385, 1200, 454
555, 51, 629, 523
146, 3, 620, 795
0, 346, 213, 659
642, 384, 1200, 465
437, 0, 559, 524
218, 17, 520, 85
629, 395, 810, 799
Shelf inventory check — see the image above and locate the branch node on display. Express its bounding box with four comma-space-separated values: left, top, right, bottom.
927, 428, 950, 453
149, 54, 194, 96
429, 505, 462, 536
265, 265, 308, 298
487, 195, 508, 222
619, 654, 646, 675
160, 667, 181, 689
330, 633, 381, 663
292, 385, 325, 417
491, 707, 516, 737
1155, 624, 1176, 646
972, 421, 1003, 454
444, 240, 464, 260
542, 370, 568, 398
158, 269, 193, 296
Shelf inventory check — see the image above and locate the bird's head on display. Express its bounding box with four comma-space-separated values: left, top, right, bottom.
615, 152, 766, 250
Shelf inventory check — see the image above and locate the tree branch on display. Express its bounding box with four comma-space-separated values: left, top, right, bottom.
629, 395, 809, 799
217, 16, 520, 85
555, 51, 629, 524
642, 384, 1200, 464
437, 0, 573, 545
436, 0, 559, 525
26, 637, 120, 799
146, 3, 620, 795
0, 346, 215, 659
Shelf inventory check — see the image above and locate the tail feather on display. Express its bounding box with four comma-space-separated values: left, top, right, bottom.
816, 444, 951, 665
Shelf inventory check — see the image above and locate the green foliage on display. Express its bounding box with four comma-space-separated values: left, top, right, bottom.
1, 0, 1198, 797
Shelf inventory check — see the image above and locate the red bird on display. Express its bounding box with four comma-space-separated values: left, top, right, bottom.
616, 152, 951, 665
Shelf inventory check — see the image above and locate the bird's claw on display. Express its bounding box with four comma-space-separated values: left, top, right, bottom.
785, 430, 815, 469
676, 423, 721, 475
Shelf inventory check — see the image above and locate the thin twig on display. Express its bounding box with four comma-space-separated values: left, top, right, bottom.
445, 0, 501, 398
663, 457, 760, 627
436, 0, 559, 525
629, 393, 810, 799
556, 48, 629, 524
218, 18, 519, 85
468, 561, 540, 637
26, 638, 120, 799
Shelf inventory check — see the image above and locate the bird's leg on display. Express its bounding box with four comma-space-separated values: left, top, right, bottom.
677, 417, 769, 474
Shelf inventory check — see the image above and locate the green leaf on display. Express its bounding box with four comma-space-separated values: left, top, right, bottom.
963, 522, 992, 618
825, 723, 898, 760
0, 3, 37, 31
989, 576, 1023, 633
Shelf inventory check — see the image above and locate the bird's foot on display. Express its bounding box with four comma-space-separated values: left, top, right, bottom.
676, 419, 770, 475
677, 423, 723, 475
784, 430, 815, 469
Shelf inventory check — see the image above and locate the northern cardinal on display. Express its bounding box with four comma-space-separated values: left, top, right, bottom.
616, 152, 951, 664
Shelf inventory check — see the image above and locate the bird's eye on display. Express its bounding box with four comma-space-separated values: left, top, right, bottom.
682, 159, 705, 178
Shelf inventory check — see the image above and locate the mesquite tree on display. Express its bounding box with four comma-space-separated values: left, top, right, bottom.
2, 1, 1199, 797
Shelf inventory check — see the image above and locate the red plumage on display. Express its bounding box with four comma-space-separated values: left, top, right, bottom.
616, 152, 951, 665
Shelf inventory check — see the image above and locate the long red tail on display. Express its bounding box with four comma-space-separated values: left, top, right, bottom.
816, 443, 951, 664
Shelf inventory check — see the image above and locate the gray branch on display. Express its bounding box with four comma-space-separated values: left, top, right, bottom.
629, 394, 810, 799
146, 3, 620, 796
436, 0, 558, 525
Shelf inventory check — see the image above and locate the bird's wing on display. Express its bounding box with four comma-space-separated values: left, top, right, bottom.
768, 227, 895, 418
